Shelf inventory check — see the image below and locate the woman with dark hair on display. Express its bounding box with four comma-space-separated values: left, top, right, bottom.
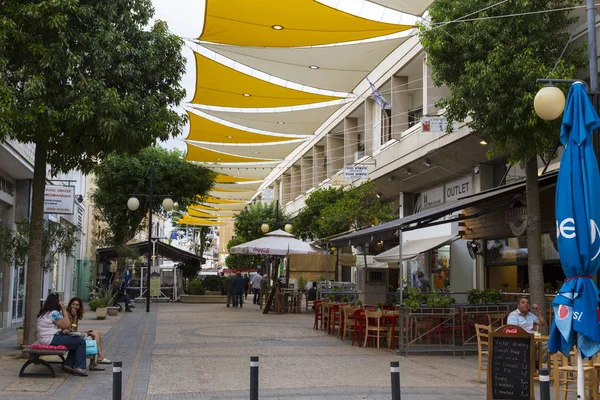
37, 293, 88, 376
67, 297, 111, 370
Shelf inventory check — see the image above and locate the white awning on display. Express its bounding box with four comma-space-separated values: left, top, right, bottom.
373, 234, 458, 263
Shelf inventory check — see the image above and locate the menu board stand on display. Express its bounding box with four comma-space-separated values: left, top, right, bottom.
487, 325, 534, 400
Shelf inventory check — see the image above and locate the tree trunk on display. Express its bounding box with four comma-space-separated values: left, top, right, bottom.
525, 156, 547, 333
23, 140, 47, 345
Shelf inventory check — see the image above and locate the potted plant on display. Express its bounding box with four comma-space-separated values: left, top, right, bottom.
376, 301, 384, 310
544, 282, 554, 294
501, 283, 509, 292
354, 300, 363, 308
89, 297, 107, 319
467, 289, 482, 305
297, 275, 308, 292
426, 293, 453, 308
481, 289, 502, 304
340, 295, 349, 304
101, 286, 119, 316
16, 326, 24, 346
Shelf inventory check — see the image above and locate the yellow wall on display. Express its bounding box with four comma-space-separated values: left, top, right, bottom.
488, 265, 517, 291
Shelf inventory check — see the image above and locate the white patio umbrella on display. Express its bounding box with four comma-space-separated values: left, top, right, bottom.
229, 229, 328, 255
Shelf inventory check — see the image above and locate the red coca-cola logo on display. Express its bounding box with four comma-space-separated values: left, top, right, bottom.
252, 248, 271, 254
503, 328, 519, 334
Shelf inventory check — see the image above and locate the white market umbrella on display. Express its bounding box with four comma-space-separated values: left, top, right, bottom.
229, 229, 328, 255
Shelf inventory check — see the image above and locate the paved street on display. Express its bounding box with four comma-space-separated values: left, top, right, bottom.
0, 303, 495, 399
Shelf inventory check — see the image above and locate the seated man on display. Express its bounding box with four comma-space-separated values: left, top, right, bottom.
507, 296, 546, 333
307, 282, 317, 309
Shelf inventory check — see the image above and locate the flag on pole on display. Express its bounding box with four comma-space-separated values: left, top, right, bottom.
366, 78, 389, 110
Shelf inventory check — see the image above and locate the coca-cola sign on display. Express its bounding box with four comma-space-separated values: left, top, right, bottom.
503, 327, 519, 335
252, 247, 271, 254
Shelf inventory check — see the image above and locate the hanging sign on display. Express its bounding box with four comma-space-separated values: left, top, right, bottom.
261, 188, 274, 203
421, 116, 459, 133
343, 165, 369, 179
44, 185, 75, 215
149, 272, 161, 297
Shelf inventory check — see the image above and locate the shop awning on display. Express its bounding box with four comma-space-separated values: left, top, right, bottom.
330, 172, 558, 247
373, 234, 458, 263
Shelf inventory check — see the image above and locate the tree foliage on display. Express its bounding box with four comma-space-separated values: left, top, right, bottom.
0, 218, 79, 270
293, 181, 395, 240
92, 147, 215, 248
225, 202, 289, 270
293, 187, 345, 240
418, 0, 585, 162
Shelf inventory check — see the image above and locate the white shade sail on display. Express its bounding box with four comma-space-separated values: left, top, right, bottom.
192, 140, 304, 160
367, 0, 435, 16
202, 38, 409, 93
230, 229, 328, 255
209, 190, 255, 201
204, 164, 277, 180
213, 182, 263, 191
198, 104, 344, 135
373, 234, 458, 263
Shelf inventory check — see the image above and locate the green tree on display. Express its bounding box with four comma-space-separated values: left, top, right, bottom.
91, 146, 214, 255
1, 0, 187, 344
225, 202, 289, 271
419, 0, 586, 327
293, 187, 345, 240
320, 181, 395, 236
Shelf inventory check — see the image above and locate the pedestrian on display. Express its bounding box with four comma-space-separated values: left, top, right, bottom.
259, 274, 269, 309
307, 282, 317, 309
244, 274, 250, 299
226, 273, 235, 307
417, 271, 430, 293
251, 273, 262, 305
233, 272, 245, 308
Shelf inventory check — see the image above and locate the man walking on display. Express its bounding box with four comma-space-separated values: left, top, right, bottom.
251, 273, 263, 305
244, 274, 250, 299
259, 274, 269, 309
233, 272, 245, 308
226, 274, 235, 307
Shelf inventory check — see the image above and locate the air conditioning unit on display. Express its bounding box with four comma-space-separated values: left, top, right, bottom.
354, 151, 365, 162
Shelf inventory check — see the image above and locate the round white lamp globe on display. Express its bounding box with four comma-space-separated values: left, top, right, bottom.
261, 223, 270, 233
127, 197, 140, 211
162, 197, 174, 211
534, 86, 565, 121
284, 224, 293, 233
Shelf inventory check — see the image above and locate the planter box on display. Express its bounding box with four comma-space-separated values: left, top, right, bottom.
107, 306, 120, 316
16, 329, 24, 346
180, 294, 227, 303
205, 291, 222, 296
96, 307, 108, 319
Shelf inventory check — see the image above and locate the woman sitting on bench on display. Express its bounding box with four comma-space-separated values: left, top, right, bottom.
37, 293, 88, 376
67, 297, 112, 370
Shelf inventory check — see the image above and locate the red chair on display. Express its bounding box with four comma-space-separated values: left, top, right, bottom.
425, 316, 447, 345
352, 309, 366, 346
329, 304, 341, 335
313, 300, 324, 330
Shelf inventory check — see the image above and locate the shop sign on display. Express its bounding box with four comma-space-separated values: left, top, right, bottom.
421, 185, 444, 210
43, 185, 75, 215
343, 165, 368, 179
445, 175, 472, 203
330, 174, 350, 187
421, 116, 459, 133
505, 196, 527, 237
0, 171, 16, 205
261, 188, 274, 203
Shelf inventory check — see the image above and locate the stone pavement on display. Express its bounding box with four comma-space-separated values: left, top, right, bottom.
0, 302, 563, 399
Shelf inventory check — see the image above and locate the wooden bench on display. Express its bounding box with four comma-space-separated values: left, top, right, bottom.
20, 344, 67, 378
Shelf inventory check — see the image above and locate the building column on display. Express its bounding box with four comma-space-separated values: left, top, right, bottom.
363, 100, 374, 156
281, 173, 291, 204
273, 180, 281, 204
312, 145, 326, 187
290, 165, 301, 200
391, 75, 409, 139
301, 156, 312, 194
326, 133, 344, 177
343, 117, 358, 165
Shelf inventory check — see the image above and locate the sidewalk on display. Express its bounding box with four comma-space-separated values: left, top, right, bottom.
0, 303, 562, 399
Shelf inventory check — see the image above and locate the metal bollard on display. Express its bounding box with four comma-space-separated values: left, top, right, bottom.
112, 361, 122, 400
250, 356, 259, 400
538, 368, 550, 400
390, 361, 401, 400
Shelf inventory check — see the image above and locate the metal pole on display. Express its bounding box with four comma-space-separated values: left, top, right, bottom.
146, 165, 154, 313
250, 356, 259, 400
587, 0, 598, 91
390, 361, 401, 400
112, 361, 122, 400
275, 199, 279, 230
538, 368, 550, 400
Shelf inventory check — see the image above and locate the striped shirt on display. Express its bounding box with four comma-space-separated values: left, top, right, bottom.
507, 309, 539, 333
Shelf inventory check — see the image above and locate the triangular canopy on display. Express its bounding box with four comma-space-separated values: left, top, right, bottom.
373, 234, 458, 263
185, 143, 279, 163
191, 52, 344, 108
214, 173, 262, 183
206, 164, 277, 180
195, 141, 303, 160
214, 181, 263, 191
186, 110, 305, 144
368, 0, 435, 16
199, 0, 414, 47
229, 229, 328, 255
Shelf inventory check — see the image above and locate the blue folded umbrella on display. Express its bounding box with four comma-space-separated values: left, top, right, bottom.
549, 82, 600, 358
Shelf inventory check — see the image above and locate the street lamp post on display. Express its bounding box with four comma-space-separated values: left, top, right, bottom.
127, 164, 173, 312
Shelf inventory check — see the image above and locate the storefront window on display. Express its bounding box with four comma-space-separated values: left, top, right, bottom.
486, 234, 559, 266
433, 245, 451, 290
406, 253, 426, 289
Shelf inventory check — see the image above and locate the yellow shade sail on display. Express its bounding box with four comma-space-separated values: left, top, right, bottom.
186, 110, 304, 144
214, 174, 261, 183
177, 217, 228, 226
190, 204, 241, 213
191, 52, 344, 108
200, 0, 414, 47
188, 209, 234, 219
210, 187, 255, 193
185, 143, 278, 163
214, 181, 263, 191
203, 196, 247, 204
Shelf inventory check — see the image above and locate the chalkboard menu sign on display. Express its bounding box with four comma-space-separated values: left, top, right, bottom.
487, 325, 534, 400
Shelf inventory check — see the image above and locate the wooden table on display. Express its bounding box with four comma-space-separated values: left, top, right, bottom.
534, 334, 550, 379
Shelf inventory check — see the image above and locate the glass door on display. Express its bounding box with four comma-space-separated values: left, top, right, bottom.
12, 265, 25, 322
